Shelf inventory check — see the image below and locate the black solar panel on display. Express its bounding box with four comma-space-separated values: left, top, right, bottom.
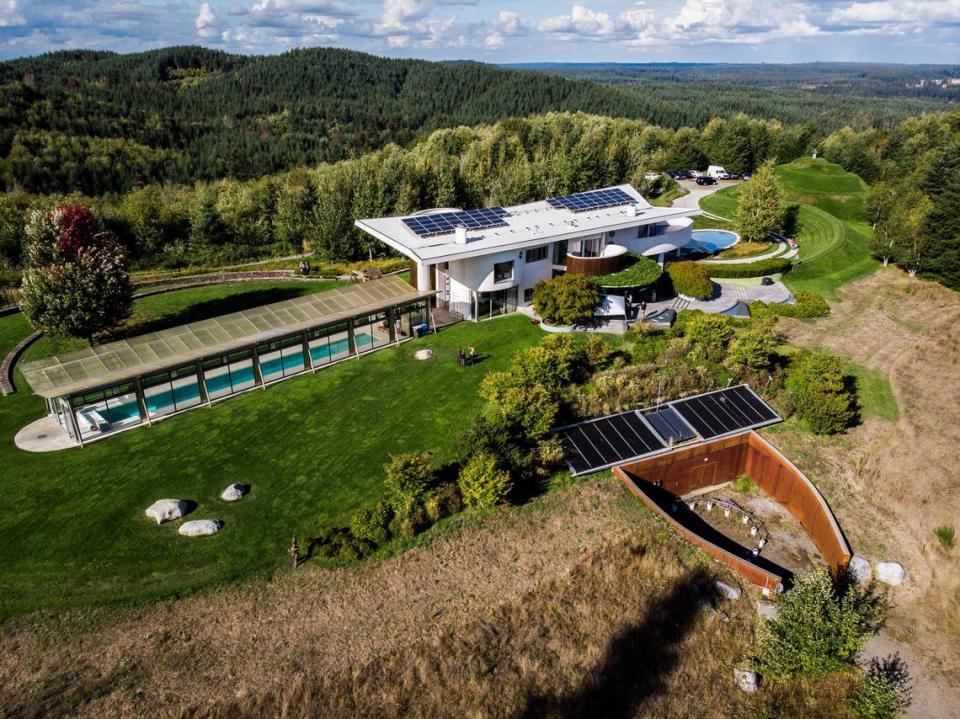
642, 406, 697, 444
546, 188, 635, 213
402, 207, 509, 237
557, 411, 666, 475
670, 385, 779, 440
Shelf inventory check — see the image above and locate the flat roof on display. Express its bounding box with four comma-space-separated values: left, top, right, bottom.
21, 275, 432, 399
355, 184, 699, 263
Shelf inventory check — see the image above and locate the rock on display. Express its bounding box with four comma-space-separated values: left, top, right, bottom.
876, 561, 906, 586
756, 601, 779, 620
220, 483, 249, 502
178, 519, 224, 537
698, 597, 716, 616
715, 581, 742, 601
413, 349, 433, 360
734, 668, 759, 694
849, 554, 872, 583
145, 499, 189, 525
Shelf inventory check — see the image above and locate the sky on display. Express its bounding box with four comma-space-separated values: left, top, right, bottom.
1, 0, 959, 63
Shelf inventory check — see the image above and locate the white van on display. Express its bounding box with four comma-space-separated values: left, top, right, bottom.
706, 165, 728, 179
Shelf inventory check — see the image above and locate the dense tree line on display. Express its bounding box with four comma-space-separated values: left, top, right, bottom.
0, 47, 942, 196
820, 112, 960, 288
0, 112, 809, 273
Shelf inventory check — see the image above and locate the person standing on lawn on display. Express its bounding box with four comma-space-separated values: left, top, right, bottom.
289, 535, 300, 568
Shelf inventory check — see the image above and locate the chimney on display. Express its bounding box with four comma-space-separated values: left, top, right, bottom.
625, 204, 638, 217
454, 226, 468, 244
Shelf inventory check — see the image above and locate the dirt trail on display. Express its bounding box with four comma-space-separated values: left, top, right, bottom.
778, 267, 960, 716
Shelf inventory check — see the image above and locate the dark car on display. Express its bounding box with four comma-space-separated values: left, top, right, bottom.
741, 172, 752, 181
695, 176, 717, 186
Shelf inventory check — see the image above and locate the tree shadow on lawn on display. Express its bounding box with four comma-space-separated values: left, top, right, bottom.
110, 287, 309, 340
519, 567, 712, 719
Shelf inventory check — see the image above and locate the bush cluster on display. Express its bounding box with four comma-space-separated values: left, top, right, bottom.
704, 257, 792, 278
532, 274, 602, 326
665, 261, 713, 300
784, 350, 857, 434
752, 289, 830, 319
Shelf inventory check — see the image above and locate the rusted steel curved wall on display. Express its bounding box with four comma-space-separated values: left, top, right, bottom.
613, 431, 850, 591
565, 254, 625, 276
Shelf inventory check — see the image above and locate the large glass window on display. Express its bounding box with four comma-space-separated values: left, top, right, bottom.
393, 301, 428, 339
353, 312, 391, 353
70, 382, 142, 439
572, 237, 602, 257
476, 287, 518, 320
307, 322, 352, 366
525, 245, 548, 263
554, 240, 568, 265
143, 364, 202, 419
203, 349, 257, 401
494, 261, 514, 283
258, 334, 306, 383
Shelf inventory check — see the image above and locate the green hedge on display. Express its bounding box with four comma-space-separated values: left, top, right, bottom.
752, 290, 830, 319
704, 257, 792, 278
666, 261, 713, 300
595, 254, 661, 287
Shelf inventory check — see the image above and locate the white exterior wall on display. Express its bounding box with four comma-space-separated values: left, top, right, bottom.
616, 217, 693, 257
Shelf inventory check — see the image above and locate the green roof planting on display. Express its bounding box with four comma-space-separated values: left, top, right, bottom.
21, 275, 431, 399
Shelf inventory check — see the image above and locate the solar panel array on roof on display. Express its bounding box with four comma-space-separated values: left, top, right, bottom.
555, 385, 781, 475
641, 406, 697, 444
546, 187, 635, 213
558, 411, 666, 475
401, 207, 509, 237
670, 385, 779, 440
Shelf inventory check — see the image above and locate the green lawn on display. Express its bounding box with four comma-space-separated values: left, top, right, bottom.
846, 361, 900, 423
700, 159, 878, 299
0, 287, 543, 617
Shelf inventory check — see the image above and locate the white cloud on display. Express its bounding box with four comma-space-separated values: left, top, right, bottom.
0, 0, 26, 27
381, 0, 431, 31
484, 31, 503, 48
658, 0, 820, 44
829, 0, 960, 25
497, 10, 525, 35
195, 2, 218, 39
538, 4, 653, 40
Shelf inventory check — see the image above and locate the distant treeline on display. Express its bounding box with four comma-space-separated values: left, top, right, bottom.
0, 46, 947, 197
0, 112, 812, 272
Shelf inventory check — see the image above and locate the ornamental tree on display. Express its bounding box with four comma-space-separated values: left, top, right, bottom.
735, 158, 786, 243
532, 274, 601, 326
19, 204, 132, 342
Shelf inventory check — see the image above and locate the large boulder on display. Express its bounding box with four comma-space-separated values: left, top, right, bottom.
145, 499, 189, 525
876, 561, 906, 586
179, 519, 224, 537
715, 581, 742, 601
734, 668, 759, 694
220, 483, 249, 502
849, 555, 872, 583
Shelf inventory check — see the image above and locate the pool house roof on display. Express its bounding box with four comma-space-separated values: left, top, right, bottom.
21, 275, 432, 399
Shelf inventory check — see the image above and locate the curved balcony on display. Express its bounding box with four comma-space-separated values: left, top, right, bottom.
566, 243, 627, 276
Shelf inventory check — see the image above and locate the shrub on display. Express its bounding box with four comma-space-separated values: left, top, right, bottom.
726, 319, 781, 369
534, 435, 567, 477
595, 254, 661, 288
389, 494, 429, 539
850, 655, 912, 719
704, 257, 792, 278
666, 261, 713, 300
350, 500, 393, 545
785, 351, 857, 434
754, 569, 888, 679
684, 313, 733, 361
458, 452, 512, 508
383, 452, 435, 503
934, 525, 956, 550
753, 289, 830, 319
488, 383, 559, 441
532, 274, 601, 326
584, 334, 614, 368
424, 483, 463, 522
734, 475, 755, 493
456, 415, 532, 483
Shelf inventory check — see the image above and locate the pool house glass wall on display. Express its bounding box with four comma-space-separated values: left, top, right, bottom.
39, 296, 431, 446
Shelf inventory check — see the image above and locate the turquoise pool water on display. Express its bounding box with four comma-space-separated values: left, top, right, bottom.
687, 229, 739, 254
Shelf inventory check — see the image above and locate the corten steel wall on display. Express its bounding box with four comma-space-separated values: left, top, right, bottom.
613, 431, 851, 592
565, 253, 625, 276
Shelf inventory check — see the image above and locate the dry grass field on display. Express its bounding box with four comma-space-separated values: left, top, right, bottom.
1, 266, 957, 718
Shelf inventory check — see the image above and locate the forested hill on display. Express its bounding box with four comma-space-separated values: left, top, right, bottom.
0, 46, 947, 197
0, 46, 673, 195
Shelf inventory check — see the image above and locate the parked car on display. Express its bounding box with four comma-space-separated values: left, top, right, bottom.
665, 169, 688, 180
696, 176, 717, 186
706, 165, 727, 179
741, 172, 752, 181
643, 171, 662, 181
688, 170, 703, 178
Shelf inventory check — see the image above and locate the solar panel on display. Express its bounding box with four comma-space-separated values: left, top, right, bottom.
546, 188, 635, 213
642, 406, 697, 444
557, 410, 666, 476
402, 207, 509, 237
670, 385, 780, 440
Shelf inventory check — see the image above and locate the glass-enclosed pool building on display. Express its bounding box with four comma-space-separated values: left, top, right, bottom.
20, 276, 433, 446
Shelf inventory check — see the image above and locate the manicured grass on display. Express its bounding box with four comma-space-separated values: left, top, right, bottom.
0, 289, 543, 617
716, 241, 778, 260
845, 361, 900, 423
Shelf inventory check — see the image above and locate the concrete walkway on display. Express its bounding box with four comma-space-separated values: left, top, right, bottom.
14, 416, 77, 452
671, 179, 740, 211
641, 280, 792, 318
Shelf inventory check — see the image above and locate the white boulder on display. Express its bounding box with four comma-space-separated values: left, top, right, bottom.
756, 601, 779, 621
734, 668, 759, 694
220, 483, 249, 502
145, 499, 189, 525
849, 555, 872, 583
876, 561, 906, 586
715, 581, 742, 601
178, 519, 224, 537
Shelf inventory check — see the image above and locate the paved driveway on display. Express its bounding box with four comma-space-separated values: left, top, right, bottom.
672, 179, 739, 213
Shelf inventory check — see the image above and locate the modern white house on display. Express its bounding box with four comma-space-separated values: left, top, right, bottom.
355, 185, 699, 321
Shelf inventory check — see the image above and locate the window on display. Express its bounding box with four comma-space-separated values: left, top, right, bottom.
525, 245, 548, 263
554, 240, 568, 265
70, 381, 142, 438
307, 322, 352, 365
637, 223, 665, 238
353, 311, 391, 353
258, 334, 306, 383
493, 260, 514, 283
523, 287, 534, 304
143, 364, 202, 419
573, 237, 603, 257
203, 349, 256, 400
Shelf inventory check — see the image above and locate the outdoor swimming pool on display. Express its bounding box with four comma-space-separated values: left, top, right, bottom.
687, 229, 739, 254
